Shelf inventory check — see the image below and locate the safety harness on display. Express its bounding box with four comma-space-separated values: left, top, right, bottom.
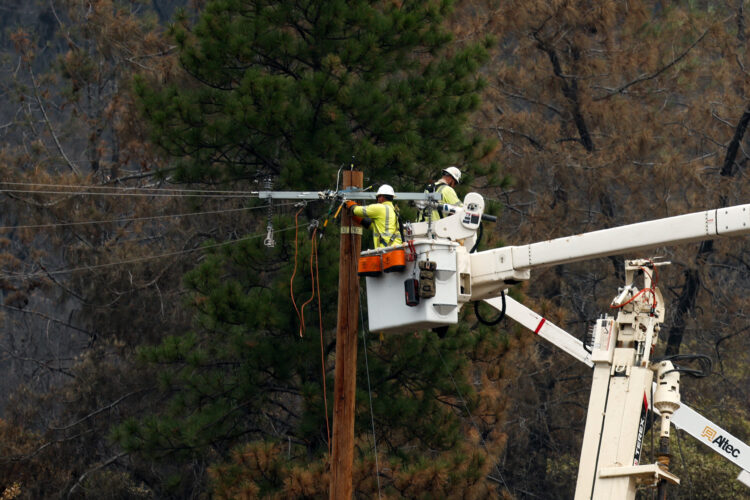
375, 203, 402, 247
418, 182, 448, 221
360, 202, 403, 248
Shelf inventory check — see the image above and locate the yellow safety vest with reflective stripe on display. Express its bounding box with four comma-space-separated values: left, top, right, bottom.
352, 201, 403, 248
418, 180, 462, 222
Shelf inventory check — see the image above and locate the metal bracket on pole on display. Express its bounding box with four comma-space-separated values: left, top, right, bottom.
341, 226, 363, 235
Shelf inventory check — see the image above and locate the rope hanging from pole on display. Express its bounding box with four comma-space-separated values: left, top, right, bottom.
290, 204, 306, 336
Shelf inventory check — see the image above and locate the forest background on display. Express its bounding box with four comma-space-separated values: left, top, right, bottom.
0, 0, 748, 499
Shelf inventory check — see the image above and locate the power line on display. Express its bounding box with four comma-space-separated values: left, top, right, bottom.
359, 289, 382, 499
0, 187, 252, 199
0, 203, 299, 230
0, 225, 298, 281
0, 181, 255, 196
2, 207, 252, 230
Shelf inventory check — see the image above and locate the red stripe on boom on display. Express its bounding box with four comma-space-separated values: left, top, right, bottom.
534, 318, 546, 334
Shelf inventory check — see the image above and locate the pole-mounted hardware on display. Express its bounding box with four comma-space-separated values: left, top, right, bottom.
263, 177, 275, 248
255, 190, 442, 202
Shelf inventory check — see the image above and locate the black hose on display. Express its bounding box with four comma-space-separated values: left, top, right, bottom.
474, 291, 506, 326
469, 221, 483, 253
653, 353, 712, 378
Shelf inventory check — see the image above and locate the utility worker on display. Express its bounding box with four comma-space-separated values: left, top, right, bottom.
418, 166, 463, 221
348, 184, 403, 248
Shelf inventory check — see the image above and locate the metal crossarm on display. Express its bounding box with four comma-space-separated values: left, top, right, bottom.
255, 190, 442, 201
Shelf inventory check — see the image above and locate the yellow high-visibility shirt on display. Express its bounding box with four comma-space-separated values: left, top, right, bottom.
352, 201, 403, 248
419, 180, 462, 222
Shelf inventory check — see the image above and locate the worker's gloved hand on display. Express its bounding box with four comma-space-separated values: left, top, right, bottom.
345, 200, 366, 226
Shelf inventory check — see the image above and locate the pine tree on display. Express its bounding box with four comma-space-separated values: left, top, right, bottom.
134, 0, 496, 188
115, 0, 504, 496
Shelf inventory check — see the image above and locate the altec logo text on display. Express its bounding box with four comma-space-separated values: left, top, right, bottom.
701, 426, 742, 458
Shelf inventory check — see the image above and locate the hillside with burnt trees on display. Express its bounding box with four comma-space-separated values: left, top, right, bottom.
0, 1, 748, 498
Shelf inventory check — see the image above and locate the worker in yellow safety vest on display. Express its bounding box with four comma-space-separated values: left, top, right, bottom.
347, 184, 403, 249
418, 166, 462, 222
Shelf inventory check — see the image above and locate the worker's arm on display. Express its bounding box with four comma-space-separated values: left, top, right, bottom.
351, 203, 384, 218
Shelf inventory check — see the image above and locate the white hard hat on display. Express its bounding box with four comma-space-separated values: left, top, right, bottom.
442, 166, 461, 183
376, 184, 395, 197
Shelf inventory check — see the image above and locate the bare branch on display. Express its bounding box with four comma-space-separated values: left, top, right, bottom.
0, 342, 76, 378
0, 429, 94, 463
593, 29, 708, 101
49, 390, 148, 431
66, 452, 128, 498
29, 68, 81, 175
0, 303, 95, 337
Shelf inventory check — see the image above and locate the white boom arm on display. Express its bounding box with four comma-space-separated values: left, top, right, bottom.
470, 204, 750, 300
664, 403, 750, 475
365, 198, 750, 334
483, 295, 593, 367
483, 295, 750, 492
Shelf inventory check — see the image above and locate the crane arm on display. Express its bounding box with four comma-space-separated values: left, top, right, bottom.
483, 295, 593, 367
659, 401, 750, 477
470, 204, 750, 296
482, 296, 750, 487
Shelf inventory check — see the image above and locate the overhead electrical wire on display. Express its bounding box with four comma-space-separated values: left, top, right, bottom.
0, 225, 298, 281
4, 178, 341, 450
358, 289, 382, 499
0, 187, 252, 199
0, 181, 255, 196
0, 202, 299, 231
1, 207, 252, 230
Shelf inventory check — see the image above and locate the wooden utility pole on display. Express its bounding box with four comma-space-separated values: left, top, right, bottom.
254, 177, 434, 498
330, 169, 363, 499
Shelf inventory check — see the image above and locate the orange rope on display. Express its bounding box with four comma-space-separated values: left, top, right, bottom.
610, 287, 656, 309
640, 263, 658, 310
612, 260, 660, 310
298, 227, 318, 337
289, 206, 305, 333
639, 266, 652, 281
288, 213, 331, 449
647, 259, 659, 288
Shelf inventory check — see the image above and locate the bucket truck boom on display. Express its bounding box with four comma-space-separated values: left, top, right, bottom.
360, 193, 750, 498
363, 197, 750, 333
